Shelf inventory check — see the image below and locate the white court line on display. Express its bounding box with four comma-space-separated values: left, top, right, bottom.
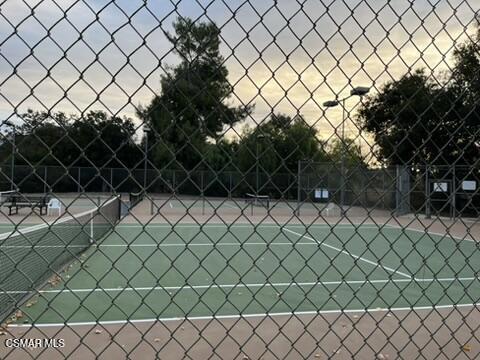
221, 202, 241, 210
115, 224, 381, 229
8, 303, 478, 328
283, 228, 413, 279
3, 277, 477, 295
385, 224, 477, 243
96, 241, 315, 248
0, 242, 317, 249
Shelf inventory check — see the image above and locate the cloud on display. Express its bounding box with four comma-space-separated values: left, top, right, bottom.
0, 0, 477, 143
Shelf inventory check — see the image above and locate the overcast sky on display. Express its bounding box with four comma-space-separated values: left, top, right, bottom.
0, 0, 478, 149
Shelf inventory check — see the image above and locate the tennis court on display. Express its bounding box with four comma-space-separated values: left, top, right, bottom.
6, 221, 479, 326
148, 195, 346, 218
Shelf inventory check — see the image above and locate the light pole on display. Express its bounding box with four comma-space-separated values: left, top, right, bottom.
256, 133, 266, 197
4, 121, 16, 191
143, 124, 150, 191
11, 129, 15, 191
323, 86, 370, 217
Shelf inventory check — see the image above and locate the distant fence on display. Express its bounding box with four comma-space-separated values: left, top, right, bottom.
3, 164, 478, 217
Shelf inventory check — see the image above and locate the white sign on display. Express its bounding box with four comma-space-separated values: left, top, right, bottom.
314, 188, 329, 199
433, 182, 448, 192
462, 180, 476, 191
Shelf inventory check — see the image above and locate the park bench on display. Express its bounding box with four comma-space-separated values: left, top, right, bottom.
3, 194, 50, 215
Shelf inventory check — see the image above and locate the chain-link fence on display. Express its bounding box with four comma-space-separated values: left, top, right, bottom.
0, 0, 479, 359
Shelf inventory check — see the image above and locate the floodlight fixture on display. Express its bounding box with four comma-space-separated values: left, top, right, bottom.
323, 100, 340, 107
350, 86, 370, 96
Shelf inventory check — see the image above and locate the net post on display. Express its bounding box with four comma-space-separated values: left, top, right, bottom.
117, 194, 122, 220
89, 212, 94, 242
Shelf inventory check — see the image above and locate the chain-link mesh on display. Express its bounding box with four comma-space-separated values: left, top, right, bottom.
0, 0, 479, 358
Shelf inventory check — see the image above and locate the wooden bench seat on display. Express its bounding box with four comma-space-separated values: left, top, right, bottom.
3, 195, 50, 215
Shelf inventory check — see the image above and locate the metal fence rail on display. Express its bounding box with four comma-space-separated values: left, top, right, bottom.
0, 1, 479, 359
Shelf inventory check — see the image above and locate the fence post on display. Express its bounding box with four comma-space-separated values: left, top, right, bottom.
395, 165, 411, 216
78, 167, 81, 193
44, 167, 48, 194
229, 172, 232, 199
425, 165, 431, 219
172, 170, 176, 196
110, 168, 114, 193
296, 160, 301, 216
452, 166, 456, 220
199, 170, 204, 215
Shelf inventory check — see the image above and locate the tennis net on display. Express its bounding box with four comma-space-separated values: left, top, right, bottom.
0, 195, 121, 322
129, 191, 144, 209
245, 193, 270, 209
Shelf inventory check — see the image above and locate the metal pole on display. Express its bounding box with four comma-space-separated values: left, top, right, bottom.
452, 166, 456, 220
395, 165, 400, 215
256, 140, 259, 197
296, 160, 301, 216
10, 130, 15, 191
425, 165, 431, 219
143, 131, 148, 191
253, 139, 258, 217
172, 170, 176, 195
201, 171, 205, 216
78, 167, 81, 193
44, 167, 47, 194
110, 167, 113, 193
340, 99, 346, 217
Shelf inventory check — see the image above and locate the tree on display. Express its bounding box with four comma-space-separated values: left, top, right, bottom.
236, 114, 327, 174
0, 110, 141, 169
8, 110, 69, 167
327, 138, 364, 168
356, 20, 480, 166
203, 140, 237, 171
356, 70, 459, 165
138, 18, 252, 170
68, 111, 141, 168
448, 20, 480, 165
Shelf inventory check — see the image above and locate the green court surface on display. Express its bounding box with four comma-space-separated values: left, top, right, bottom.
8, 223, 480, 325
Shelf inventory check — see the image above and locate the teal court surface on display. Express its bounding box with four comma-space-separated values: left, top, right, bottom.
3, 222, 480, 326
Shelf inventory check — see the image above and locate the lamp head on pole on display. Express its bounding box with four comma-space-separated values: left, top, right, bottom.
322, 100, 340, 108
350, 86, 370, 97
